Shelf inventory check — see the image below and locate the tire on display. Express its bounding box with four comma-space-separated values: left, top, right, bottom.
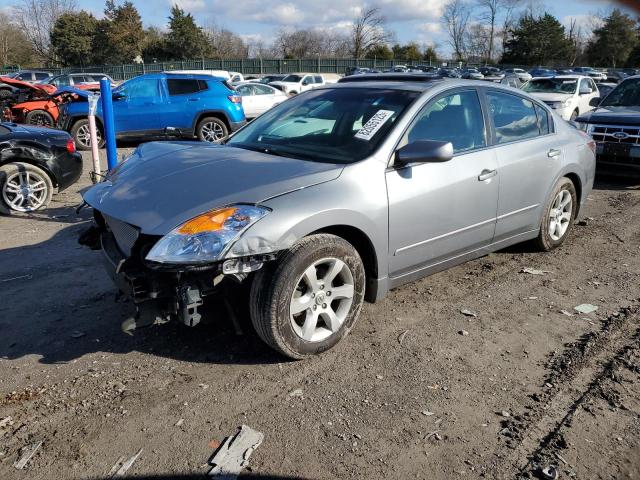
570, 110, 579, 122
249, 234, 366, 359
25, 110, 54, 128
70, 118, 104, 151
196, 117, 229, 143
0, 89, 12, 99
535, 177, 577, 251
0, 162, 53, 214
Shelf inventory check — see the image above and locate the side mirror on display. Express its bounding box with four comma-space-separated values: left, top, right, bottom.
589, 96, 601, 107
579, 86, 593, 95
112, 91, 126, 100
396, 140, 454, 166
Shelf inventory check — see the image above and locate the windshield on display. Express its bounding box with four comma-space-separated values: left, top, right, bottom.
601, 78, 640, 107
282, 74, 303, 82
523, 78, 577, 94
227, 87, 419, 164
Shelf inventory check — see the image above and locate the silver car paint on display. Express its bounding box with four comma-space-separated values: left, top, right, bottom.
83, 80, 595, 301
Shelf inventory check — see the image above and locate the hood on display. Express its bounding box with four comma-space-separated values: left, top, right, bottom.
83, 142, 344, 235
0, 76, 56, 94
53, 86, 91, 98
576, 105, 640, 125
529, 92, 574, 103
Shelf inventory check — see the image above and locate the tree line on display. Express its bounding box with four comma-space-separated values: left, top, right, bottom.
1, 0, 638, 69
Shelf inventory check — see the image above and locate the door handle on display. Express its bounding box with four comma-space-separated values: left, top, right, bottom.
548, 148, 561, 158
188, 98, 200, 102
478, 169, 497, 181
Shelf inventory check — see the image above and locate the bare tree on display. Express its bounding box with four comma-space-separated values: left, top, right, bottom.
499, 0, 522, 56
476, 0, 510, 63
13, 0, 77, 64
442, 0, 473, 61
205, 23, 249, 59
351, 7, 392, 59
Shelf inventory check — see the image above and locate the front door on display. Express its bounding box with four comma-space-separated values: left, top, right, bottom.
113, 77, 165, 135
387, 89, 499, 279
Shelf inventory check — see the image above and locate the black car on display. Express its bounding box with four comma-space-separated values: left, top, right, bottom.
576, 76, 640, 174
0, 123, 82, 213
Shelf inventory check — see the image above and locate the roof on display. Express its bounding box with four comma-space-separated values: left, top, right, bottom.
529, 75, 589, 80
328, 77, 504, 92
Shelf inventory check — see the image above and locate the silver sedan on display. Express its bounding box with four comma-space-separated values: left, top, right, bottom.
81, 78, 596, 359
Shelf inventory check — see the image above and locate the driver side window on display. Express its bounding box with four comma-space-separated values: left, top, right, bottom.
402, 90, 486, 154
125, 79, 160, 100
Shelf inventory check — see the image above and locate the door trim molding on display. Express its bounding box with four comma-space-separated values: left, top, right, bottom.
497, 203, 539, 220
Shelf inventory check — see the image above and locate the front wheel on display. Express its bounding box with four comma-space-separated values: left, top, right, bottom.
196, 117, 228, 143
70, 119, 104, 151
535, 177, 577, 251
249, 234, 365, 359
25, 110, 54, 128
569, 110, 579, 122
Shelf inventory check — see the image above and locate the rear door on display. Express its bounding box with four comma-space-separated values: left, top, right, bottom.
387, 88, 500, 279
484, 89, 560, 242
165, 78, 207, 130
236, 84, 259, 118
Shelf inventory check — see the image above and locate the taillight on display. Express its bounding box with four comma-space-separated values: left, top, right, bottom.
66, 137, 76, 153
577, 130, 597, 155
228, 95, 242, 104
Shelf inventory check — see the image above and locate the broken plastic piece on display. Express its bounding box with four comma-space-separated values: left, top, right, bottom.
574, 303, 598, 314
208, 425, 264, 478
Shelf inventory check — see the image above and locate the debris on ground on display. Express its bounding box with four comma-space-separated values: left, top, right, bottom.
13, 441, 42, 470
540, 464, 559, 479
175, 418, 184, 427
397, 329, 410, 345
208, 425, 264, 478
574, 303, 598, 314
70, 330, 86, 339
421, 410, 435, 416
560, 310, 574, 317
459, 330, 469, 336
520, 267, 550, 275
0, 416, 13, 428
288, 388, 303, 397
460, 309, 477, 317
500, 410, 510, 418
110, 448, 143, 477
208, 439, 222, 450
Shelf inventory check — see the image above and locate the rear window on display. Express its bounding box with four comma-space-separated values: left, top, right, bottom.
34, 72, 49, 80
167, 79, 208, 95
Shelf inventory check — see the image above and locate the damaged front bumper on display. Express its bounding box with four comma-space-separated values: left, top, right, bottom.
81, 212, 276, 331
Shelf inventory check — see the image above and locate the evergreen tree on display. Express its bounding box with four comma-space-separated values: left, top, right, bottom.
502, 13, 573, 65
166, 5, 211, 60
103, 1, 144, 63
364, 44, 393, 60
587, 9, 637, 68
50, 11, 97, 66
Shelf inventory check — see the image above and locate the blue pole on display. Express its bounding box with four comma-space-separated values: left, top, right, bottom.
100, 78, 117, 171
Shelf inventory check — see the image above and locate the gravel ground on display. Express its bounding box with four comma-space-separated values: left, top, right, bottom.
0, 148, 639, 479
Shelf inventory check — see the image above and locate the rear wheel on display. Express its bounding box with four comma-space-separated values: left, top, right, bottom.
249, 234, 365, 359
71, 118, 104, 151
196, 117, 228, 143
0, 162, 53, 214
570, 109, 579, 122
25, 110, 54, 128
535, 177, 577, 251
0, 89, 12, 99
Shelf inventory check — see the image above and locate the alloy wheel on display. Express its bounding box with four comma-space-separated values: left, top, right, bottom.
289, 257, 355, 342
76, 123, 101, 149
201, 121, 225, 142
2, 169, 49, 212
549, 189, 573, 241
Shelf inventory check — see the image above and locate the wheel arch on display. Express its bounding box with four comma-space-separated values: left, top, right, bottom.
308, 225, 379, 303
563, 171, 583, 216
193, 111, 231, 131
0, 158, 58, 187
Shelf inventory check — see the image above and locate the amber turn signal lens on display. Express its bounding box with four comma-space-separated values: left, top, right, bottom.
176, 207, 237, 235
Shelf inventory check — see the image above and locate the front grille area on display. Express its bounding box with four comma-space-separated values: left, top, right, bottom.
103, 214, 139, 257
591, 124, 640, 145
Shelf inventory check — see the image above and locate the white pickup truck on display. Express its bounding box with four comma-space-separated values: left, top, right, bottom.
269, 73, 339, 95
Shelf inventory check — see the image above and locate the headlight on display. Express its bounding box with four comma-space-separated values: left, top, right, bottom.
145, 205, 270, 264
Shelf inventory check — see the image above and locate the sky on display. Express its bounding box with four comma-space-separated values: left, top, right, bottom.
6, 0, 637, 54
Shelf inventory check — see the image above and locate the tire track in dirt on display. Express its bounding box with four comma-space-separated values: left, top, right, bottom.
487, 305, 640, 478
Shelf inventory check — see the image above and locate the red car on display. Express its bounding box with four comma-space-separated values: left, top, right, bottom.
0, 76, 98, 128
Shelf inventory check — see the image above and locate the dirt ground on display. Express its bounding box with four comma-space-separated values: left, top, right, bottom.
1, 148, 639, 480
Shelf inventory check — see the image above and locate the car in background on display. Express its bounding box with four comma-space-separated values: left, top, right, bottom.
233, 83, 287, 118
529, 68, 557, 78
576, 76, 640, 174
522, 75, 599, 121
0, 71, 53, 99
572, 67, 607, 82
461, 68, 484, 80
79, 78, 595, 359
438, 68, 462, 78
39, 73, 115, 88
500, 73, 525, 89
169, 70, 244, 82
345, 67, 372, 76
254, 74, 287, 84
0, 122, 82, 214
604, 70, 628, 83
595, 82, 618, 100
502, 68, 532, 82
58, 72, 245, 150
270, 73, 325, 95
